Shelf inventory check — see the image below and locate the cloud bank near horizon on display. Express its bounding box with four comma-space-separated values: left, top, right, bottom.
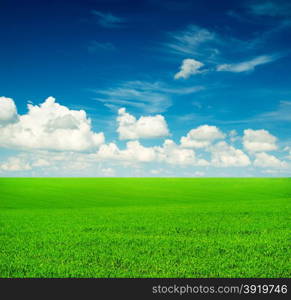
0, 96, 289, 177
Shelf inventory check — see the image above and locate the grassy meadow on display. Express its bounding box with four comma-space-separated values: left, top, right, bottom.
0, 178, 290, 278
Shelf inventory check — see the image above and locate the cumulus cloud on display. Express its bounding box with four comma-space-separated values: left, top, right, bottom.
0, 97, 18, 125
174, 58, 205, 79
216, 55, 275, 73
209, 141, 251, 167
155, 139, 209, 166
120, 141, 157, 162
0, 97, 104, 151
158, 140, 197, 165
0, 95, 288, 176
243, 129, 277, 152
0, 156, 31, 172
96, 139, 208, 166
180, 125, 225, 148
117, 108, 170, 140
254, 152, 288, 168
97, 141, 156, 163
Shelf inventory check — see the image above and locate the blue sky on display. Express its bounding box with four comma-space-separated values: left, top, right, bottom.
0, 0, 291, 177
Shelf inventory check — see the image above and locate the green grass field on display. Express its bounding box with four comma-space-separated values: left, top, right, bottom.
0, 178, 290, 278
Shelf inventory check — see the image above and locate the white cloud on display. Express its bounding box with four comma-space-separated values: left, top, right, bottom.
180, 125, 225, 148
174, 58, 205, 79
97, 142, 121, 160
117, 108, 170, 140
0, 156, 31, 172
243, 129, 277, 152
122, 141, 157, 162
0, 97, 18, 125
155, 139, 209, 166
97, 141, 156, 163
209, 141, 251, 167
96, 139, 208, 166
34, 151, 96, 172
3, 151, 102, 175
0, 95, 288, 176
254, 152, 288, 168
216, 55, 275, 72
0, 97, 104, 151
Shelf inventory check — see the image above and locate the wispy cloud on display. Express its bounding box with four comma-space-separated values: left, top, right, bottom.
216, 55, 277, 73
257, 101, 291, 122
165, 25, 218, 58
176, 112, 214, 124
124, 81, 205, 94
88, 41, 116, 53
164, 24, 264, 62
249, 1, 291, 17
91, 10, 126, 28
163, 20, 288, 75
172, 54, 278, 79
95, 81, 204, 113
95, 83, 172, 113
216, 100, 291, 125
